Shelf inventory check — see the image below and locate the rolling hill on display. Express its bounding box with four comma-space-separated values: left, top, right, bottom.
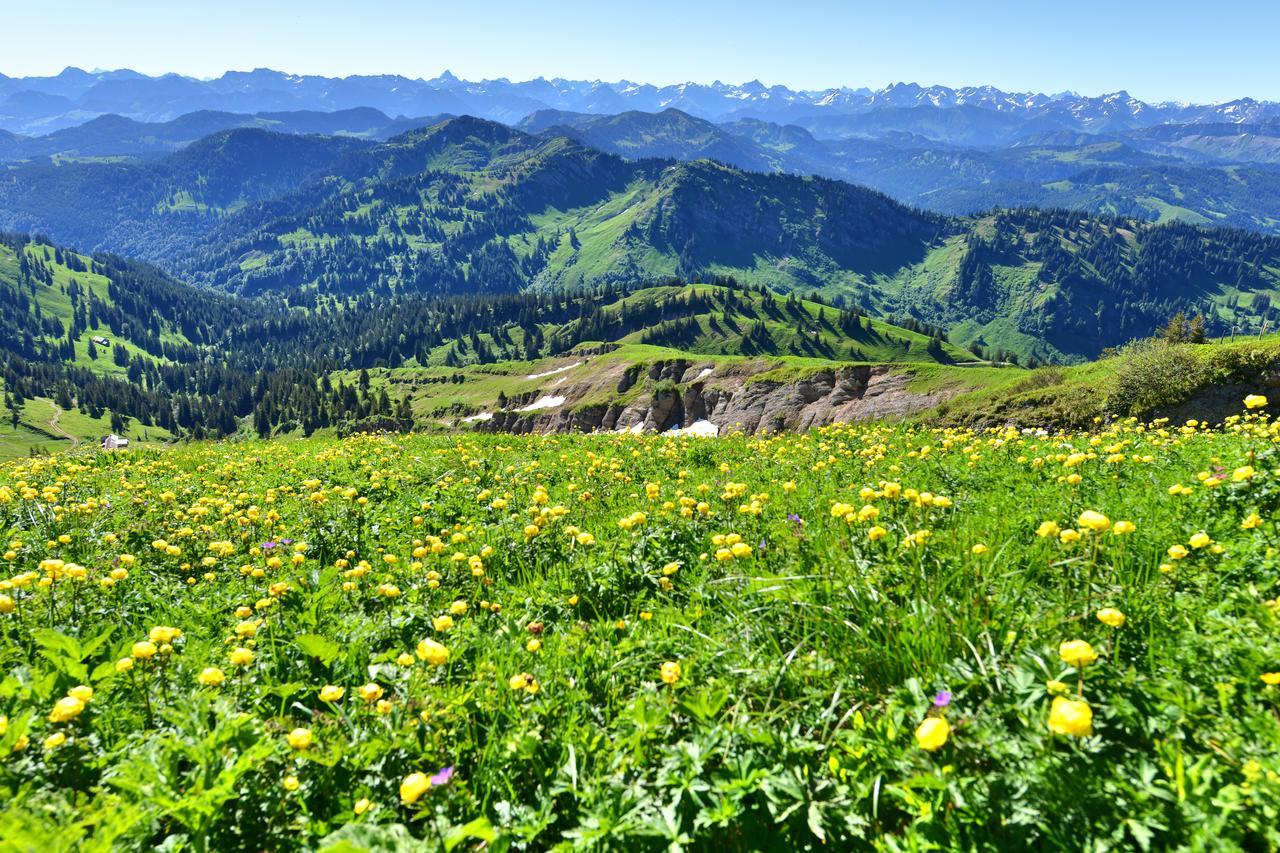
4, 116, 1280, 362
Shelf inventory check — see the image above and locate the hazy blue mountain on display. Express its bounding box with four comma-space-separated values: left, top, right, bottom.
3, 68, 1279, 139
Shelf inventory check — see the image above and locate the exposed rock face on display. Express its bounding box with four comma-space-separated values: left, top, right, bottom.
475, 360, 958, 435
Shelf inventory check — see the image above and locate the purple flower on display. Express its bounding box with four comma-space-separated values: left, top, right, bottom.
429, 766, 454, 786
787, 513, 804, 525
280, 539, 294, 545
261, 541, 277, 550
933, 691, 952, 708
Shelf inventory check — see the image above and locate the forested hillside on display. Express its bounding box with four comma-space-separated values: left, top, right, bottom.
2, 117, 1279, 363
1, 231, 973, 452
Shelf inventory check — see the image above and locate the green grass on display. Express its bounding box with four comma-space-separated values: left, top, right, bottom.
1, 409, 1279, 849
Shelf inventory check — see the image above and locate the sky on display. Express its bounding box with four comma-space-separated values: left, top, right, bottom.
3, 0, 1278, 103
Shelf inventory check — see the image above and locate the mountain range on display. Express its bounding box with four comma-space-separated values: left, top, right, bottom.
3, 68, 1279, 136
1, 115, 1277, 365
4, 70, 1280, 238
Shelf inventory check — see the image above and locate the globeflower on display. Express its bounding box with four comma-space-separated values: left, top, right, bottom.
1035, 521, 1060, 538
1111, 520, 1136, 536
48, 696, 85, 723
1261, 672, 1280, 686
228, 647, 254, 666
286, 728, 313, 750
914, 716, 949, 752
197, 667, 226, 687
1096, 608, 1126, 628
1244, 394, 1268, 410
1188, 532, 1212, 549
148, 626, 183, 644
131, 641, 158, 660
660, 661, 682, 685
432, 615, 454, 632
416, 639, 450, 666
319, 685, 345, 702
1077, 510, 1110, 533
358, 683, 384, 703
1048, 696, 1093, 737
1059, 640, 1098, 668
400, 772, 430, 804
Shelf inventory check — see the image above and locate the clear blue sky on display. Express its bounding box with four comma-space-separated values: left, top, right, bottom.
3, 0, 1278, 103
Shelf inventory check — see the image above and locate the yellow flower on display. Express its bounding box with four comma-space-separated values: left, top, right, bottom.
1096, 608, 1126, 629
914, 716, 949, 752
283, 775, 300, 791
1059, 640, 1098, 668
43, 732, 67, 751
131, 640, 158, 660
286, 728, 313, 750
1035, 521, 1060, 538
1167, 544, 1189, 560
1261, 673, 1280, 686
1244, 394, 1268, 409
1077, 510, 1110, 532
1059, 529, 1081, 544
1048, 696, 1093, 737
115, 658, 134, 672
48, 696, 85, 723
358, 683, 384, 703
148, 626, 183, 644
68, 685, 93, 702
1242, 513, 1263, 530
660, 661, 682, 685
228, 647, 254, 666
197, 667, 226, 687
1045, 680, 1069, 695
432, 614, 454, 632
1188, 532, 1212, 550
449, 599, 468, 615
867, 526, 887, 542
0, 594, 14, 614
400, 772, 430, 804
396, 652, 415, 667
1111, 520, 1136, 536
416, 639, 450, 666
319, 685, 345, 702
354, 797, 372, 815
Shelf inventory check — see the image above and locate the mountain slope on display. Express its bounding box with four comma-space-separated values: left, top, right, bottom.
1, 118, 1279, 362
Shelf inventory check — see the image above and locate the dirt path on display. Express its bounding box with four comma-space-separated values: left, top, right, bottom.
48, 403, 79, 447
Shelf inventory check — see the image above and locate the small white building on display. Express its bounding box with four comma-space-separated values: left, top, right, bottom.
101, 434, 129, 450
91, 336, 110, 347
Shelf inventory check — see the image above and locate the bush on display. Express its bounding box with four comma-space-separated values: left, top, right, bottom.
1108, 340, 1213, 415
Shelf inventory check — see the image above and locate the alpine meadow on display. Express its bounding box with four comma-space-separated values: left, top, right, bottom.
3, 4, 1280, 850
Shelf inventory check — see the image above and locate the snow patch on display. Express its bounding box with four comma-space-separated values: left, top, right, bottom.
462, 412, 493, 423
694, 367, 713, 381
525, 361, 582, 380
518, 395, 566, 412
667, 420, 719, 438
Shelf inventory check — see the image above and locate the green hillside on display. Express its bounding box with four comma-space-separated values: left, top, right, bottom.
3, 118, 1280, 364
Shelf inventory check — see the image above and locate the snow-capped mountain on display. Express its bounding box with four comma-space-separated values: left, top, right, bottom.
1, 68, 1277, 136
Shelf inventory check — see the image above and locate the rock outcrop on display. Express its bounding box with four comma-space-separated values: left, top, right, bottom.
474, 359, 958, 435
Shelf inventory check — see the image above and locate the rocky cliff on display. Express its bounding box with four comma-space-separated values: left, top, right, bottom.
472, 358, 958, 435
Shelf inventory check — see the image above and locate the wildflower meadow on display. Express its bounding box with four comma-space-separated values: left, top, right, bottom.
2, 402, 1280, 849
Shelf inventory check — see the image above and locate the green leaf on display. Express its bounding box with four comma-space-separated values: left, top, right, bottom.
444, 817, 497, 851
32, 628, 82, 661
90, 659, 120, 683
295, 634, 341, 666
317, 823, 422, 853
